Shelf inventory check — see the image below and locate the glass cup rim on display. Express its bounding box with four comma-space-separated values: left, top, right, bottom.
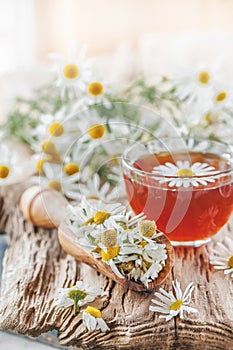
122, 137, 233, 180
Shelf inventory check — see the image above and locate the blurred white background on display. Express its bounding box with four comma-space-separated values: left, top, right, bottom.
1, 0, 233, 121
1, 0, 233, 72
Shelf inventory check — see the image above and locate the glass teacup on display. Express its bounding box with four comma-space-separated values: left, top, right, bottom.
122, 137, 233, 247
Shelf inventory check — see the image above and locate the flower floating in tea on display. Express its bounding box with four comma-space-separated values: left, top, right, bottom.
152, 160, 218, 188
210, 236, 233, 277
149, 279, 198, 321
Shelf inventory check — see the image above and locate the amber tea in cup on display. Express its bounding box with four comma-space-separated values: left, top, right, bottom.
122, 138, 233, 246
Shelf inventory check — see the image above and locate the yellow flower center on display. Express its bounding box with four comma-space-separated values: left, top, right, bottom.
125, 228, 133, 232
49, 122, 64, 137
215, 91, 227, 102
64, 163, 80, 176
88, 81, 104, 96
140, 241, 148, 248
67, 289, 87, 301
204, 113, 213, 125
63, 63, 79, 80
41, 141, 57, 154
48, 180, 62, 192
119, 261, 135, 273
83, 217, 94, 226
88, 124, 106, 139
85, 306, 102, 318
94, 211, 110, 225
101, 229, 117, 247
111, 155, 119, 165
35, 159, 49, 173
170, 299, 183, 311
139, 220, 156, 238
198, 71, 211, 85
0, 165, 10, 179
176, 168, 195, 177
228, 256, 233, 268
87, 195, 99, 200
83, 211, 111, 226
101, 246, 120, 261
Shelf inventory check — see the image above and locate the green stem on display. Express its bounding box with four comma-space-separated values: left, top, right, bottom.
74, 297, 78, 316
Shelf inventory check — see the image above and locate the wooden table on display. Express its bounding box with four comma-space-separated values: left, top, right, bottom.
0, 184, 233, 350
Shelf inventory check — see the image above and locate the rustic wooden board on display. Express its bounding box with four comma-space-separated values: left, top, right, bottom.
0, 185, 233, 349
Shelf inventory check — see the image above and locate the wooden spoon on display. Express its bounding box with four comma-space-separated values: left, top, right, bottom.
58, 220, 174, 292
20, 185, 174, 292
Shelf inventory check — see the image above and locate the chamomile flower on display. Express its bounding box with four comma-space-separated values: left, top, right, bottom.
149, 280, 198, 321
210, 237, 233, 277
97, 227, 137, 279
138, 219, 160, 239
140, 261, 164, 287
32, 162, 81, 200
82, 116, 107, 141
79, 79, 111, 108
54, 281, 103, 316
82, 306, 109, 332
34, 112, 79, 140
32, 112, 83, 160
0, 143, 34, 186
108, 211, 145, 244
153, 160, 218, 188
78, 173, 121, 202
49, 43, 92, 98
127, 259, 144, 282
99, 245, 124, 279
67, 199, 125, 238
66, 204, 100, 240
119, 240, 166, 267
174, 66, 214, 104
116, 237, 167, 286
197, 82, 233, 127
68, 204, 168, 286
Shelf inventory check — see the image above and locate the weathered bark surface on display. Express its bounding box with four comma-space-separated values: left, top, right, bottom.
0, 185, 233, 349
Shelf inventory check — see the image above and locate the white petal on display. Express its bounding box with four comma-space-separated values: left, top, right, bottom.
154, 292, 173, 305
183, 284, 194, 302
173, 280, 182, 299
149, 306, 170, 314
182, 305, 198, 314
164, 314, 175, 321
86, 286, 103, 296
54, 298, 73, 308
183, 161, 191, 169
197, 179, 207, 186
151, 299, 168, 308
84, 313, 97, 330
183, 181, 191, 188
213, 265, 229, 270
165, 162, 178, 170
109, 259, 124, 279
159, 288, 176, 301
97, 318, 110, 332
191, 162, 202, 171
191, 180, 199, 187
